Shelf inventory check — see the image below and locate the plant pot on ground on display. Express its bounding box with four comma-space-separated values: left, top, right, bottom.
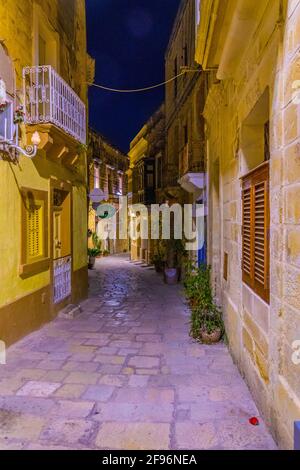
151, 254, 164, 273
186, 264, 224, 344
199, 325, 223, 344
163, 239, 187, 285
150, 238, 166, 273
163, 239, 178, 284
88, 248, 101, 269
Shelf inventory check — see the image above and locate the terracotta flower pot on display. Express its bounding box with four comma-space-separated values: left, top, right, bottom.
199, 327, 222, 344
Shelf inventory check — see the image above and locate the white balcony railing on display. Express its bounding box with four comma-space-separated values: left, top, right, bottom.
23, 65, 86, 144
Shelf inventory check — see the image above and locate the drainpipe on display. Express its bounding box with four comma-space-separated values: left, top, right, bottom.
295, 422, 300, 450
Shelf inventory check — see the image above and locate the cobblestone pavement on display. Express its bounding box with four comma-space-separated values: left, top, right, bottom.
0, 255, 276, 450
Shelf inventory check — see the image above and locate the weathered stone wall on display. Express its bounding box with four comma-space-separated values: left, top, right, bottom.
165, 0, 205, 191
203, 0, 300, 449
88, 129, 129, 255
0, 0, 88, 344
0, 0, 87, 100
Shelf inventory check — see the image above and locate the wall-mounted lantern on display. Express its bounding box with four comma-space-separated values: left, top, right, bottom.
0, 77, 40, 159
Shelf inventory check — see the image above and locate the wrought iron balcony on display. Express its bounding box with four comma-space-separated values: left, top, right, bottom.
23, 65, 86, 145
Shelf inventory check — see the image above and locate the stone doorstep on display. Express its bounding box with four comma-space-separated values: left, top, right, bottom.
58, 304, 82, 319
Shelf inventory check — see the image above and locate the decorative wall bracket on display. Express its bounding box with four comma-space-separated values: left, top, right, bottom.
0, 127, 40, 160
0, 78, 40, 159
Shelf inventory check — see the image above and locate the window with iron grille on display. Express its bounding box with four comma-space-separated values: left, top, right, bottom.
242, 162, 269, 303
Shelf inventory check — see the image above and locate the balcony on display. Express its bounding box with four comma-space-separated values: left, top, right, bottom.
23, 66, 86, 163
177, 142, 205, 196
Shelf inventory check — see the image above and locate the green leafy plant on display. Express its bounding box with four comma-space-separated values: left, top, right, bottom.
184, 264, 224, 340
103, 249, 110, 256
91, 232, 102, 253
151, 253, 164, 265
150, 239, 165, 271
88, 247, 101, 258
163, 238, 187, 269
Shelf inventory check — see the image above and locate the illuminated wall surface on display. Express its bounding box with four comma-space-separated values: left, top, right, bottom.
195, 0, 300, 450
0, 0, 89, 345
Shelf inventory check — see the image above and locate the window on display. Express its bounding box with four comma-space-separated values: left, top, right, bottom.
241, 88, 269, 173
108, 169, 113, 195
138, 165, 144, 191
94, 165, 100, 189
33, 5, 59, 69
20, 188, 49, 276
264, 121, 270, 162
156, 156, 162, 189
223, 252, 228, 281
183, 44, 188, 66
184, 124, 188, 145
174, 57, 178, 98
242, 163, 269, 303
27, 203, 44, 259
0, 97, 14, 142
147, 173, 154, 188
118, 174, 123, 195
38, 34, 46, 66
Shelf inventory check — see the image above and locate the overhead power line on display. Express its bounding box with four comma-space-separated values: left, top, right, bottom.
87, 69, 199, 93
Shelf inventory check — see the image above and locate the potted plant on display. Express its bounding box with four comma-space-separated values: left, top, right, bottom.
92, 232, 102, 258
103, 249, 110, 257
183, 259, 199, 307
88, 247, 101, 269
151, 253, 164, 273
163, 239, 186, 285
186, 264, 224, 344
151, 240, 165, 273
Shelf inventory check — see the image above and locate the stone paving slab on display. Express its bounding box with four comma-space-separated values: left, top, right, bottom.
0, 254, 277, 450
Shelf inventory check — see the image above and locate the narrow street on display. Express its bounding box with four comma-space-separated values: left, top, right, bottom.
0, 255, 276, 450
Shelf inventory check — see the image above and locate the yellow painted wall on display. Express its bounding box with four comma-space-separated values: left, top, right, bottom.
0, 0, 88, 341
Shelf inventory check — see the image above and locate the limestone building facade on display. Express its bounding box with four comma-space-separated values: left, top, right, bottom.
0, 0, 90, 345
163, 0, 207, 267
164, 0, 206, 214
88, 128, 129, 255
196, 0, 300, 449
128, 104, 165, 263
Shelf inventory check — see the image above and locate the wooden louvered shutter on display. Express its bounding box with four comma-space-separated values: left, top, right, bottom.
242, 163, 269, 303
242, 185, 252, 285
27, 202, 43, 260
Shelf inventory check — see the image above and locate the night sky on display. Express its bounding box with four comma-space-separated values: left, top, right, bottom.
86, 0, 181, 153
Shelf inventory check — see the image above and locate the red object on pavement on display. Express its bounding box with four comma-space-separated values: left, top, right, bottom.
249, 417, 259, 426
